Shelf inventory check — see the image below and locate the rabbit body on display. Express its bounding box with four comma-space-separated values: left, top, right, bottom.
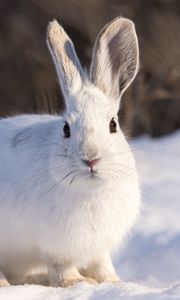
0, 17, 141, 286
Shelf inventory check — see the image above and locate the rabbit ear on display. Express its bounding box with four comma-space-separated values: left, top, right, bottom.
90, 17, 139, 101
47, 20, 84, 103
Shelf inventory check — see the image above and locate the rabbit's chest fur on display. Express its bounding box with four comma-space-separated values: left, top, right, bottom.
43, 183, 140, 266
0, 182, 139, 270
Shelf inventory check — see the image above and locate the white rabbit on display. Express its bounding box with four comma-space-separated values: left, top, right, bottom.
0, 17, 140, 287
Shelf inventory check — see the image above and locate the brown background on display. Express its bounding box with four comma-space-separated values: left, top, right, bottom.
0, 0, 180, 137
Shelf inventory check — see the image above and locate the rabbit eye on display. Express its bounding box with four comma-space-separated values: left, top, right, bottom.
63, 122, 70, 138
109, 118, 117, 133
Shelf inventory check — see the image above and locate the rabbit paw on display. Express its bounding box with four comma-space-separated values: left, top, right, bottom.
60, 276, 96, 288
48, 263, 97, 287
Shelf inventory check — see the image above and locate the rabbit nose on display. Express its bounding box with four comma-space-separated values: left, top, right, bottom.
82, 159, 100, 168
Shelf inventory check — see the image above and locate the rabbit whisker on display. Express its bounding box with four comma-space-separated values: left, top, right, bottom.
97, 168, 119, 181
49, 163, 77, 172
69, 173, 78, 185
104, 160, 136, 170
45, 170, 76, 194
114, 169, 137, 181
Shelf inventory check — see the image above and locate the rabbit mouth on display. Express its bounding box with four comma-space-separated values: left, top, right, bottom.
81, 168, 98, 177
83, 169, 106, 183
89, 167, 98, 175
89, 171, 99, 180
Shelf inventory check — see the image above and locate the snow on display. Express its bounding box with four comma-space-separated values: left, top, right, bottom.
0, 131, 180, 299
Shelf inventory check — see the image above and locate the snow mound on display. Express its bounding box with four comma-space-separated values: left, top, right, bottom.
0, 281, 180, 300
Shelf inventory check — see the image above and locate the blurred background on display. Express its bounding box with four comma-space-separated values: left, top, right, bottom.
0, 0, 180, 137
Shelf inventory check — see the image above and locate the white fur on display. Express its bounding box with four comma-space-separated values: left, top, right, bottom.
0, 17, 140, 287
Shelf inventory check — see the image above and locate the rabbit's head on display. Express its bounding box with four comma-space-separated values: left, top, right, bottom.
47, 17, 139, 186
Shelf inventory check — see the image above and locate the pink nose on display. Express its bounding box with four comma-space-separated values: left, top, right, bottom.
83, 159, 100, 168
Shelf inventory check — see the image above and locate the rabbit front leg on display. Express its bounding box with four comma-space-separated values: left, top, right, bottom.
0, 271, 10, 287
82, 254, 120, 283
47, 261, 96, 287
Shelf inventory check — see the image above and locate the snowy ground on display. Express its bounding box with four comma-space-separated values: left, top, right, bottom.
0, 131, 180, 299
